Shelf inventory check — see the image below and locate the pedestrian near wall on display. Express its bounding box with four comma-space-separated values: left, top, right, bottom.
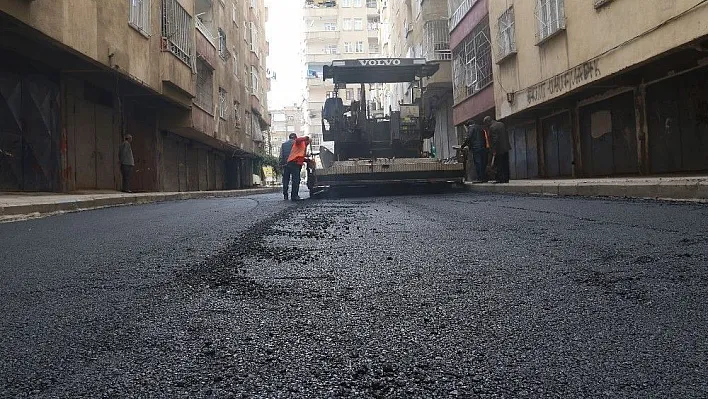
484, 116, 511, 184
286, 136, 311, 201
280, 133, 297, 200
460, 119, 489, 183
119, 134, 134, 193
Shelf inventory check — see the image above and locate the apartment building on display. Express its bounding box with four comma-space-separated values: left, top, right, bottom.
269, 104, 305, 158
379, 0, 458, 160
487, 0, 708, 179
303, 0, 381, 149
0, 0, 270, 193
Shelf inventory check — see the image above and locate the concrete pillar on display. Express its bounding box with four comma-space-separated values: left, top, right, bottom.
634, 84, 649, 175
570, 106, 583, 177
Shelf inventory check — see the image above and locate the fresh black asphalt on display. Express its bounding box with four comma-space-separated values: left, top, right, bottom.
1, 191, 706, 398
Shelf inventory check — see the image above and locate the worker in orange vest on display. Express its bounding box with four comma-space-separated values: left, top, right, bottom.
285, 135, 311, 201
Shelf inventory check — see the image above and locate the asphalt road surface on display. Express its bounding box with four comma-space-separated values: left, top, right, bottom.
1, 190, 707, 398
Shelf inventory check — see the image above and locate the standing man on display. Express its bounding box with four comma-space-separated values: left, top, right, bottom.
484, 116, 511, 183
280, 133, 297, 200
119, 134, 134, 193
285, 135, 311, 201
460, 119, 488, 183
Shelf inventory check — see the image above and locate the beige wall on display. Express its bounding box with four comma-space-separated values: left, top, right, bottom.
490, 0, 708, 119
0, 0, 269, 147
303, 1, 381, 143
0, 0, 196, 97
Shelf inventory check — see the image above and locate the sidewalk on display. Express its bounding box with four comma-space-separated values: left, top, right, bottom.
465, 175, 708, 202
0, 187, 279, 222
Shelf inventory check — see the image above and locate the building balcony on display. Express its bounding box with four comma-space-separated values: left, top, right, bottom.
160, 52, 195, 108
423, 20, 452, 62
306, 77, 329, 88
306, 53, 340, 63
192, 103, 217, 137
250, 93, 262, 115
449, 0, 477, 33
423, 59, 452, 89
196, 29, 217, 68
304, 3, 338, 17
305, 30, 339, 41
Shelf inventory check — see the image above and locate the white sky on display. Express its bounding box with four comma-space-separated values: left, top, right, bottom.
265, 0, 304, 110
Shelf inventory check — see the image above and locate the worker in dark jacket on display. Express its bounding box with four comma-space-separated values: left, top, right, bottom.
484, 116, 511, 183
280, 133, 297, 200
460, 120, 488, 183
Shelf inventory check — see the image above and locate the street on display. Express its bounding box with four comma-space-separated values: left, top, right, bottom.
1, 191, 707, 398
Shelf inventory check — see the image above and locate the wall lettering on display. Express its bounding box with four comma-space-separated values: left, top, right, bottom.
526, 60, 602, 104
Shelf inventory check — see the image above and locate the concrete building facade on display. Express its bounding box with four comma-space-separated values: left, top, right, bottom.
269, 104, 305, 158
487, 0, 708, 179
0, 0, 270, 193
303, 0, 382, 149
378, 0, 458, 160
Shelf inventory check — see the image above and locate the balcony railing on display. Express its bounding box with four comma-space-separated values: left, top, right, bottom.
424, 20, 452, 61
161, 0, 194, 67
304, 30, 339, 41
195, 17, 215, 46
449, 0, 480, 32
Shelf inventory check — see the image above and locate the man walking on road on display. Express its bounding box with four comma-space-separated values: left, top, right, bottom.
484, 116, 511, 184
460, 119, 489, 183
285, 135, 311, 201
119, 134, 134, 193
280, 133, 297, 200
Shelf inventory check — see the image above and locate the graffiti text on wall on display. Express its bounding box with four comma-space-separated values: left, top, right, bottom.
527, 60, 602, 104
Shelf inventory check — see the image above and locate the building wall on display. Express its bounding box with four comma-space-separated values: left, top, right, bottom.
303, 0, 381, 146
269, 105, 304, 157
0, 0, 270, 192
489, 0, 708, 119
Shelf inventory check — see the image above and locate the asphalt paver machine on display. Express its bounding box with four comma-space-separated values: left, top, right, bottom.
308, 58, 465, 193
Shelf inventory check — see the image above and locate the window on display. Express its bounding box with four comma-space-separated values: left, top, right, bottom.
341, 0, 352, 7
325, 44, 338, 54
497, 6, 516, 59
234, 101, 240, 126
324, 22, 337, 31
233, 51, 238, 75
218, 29, 228, 59
353, 18, 363, 31
536, 0, 565, 42
286, 126, 295, 132
355, 41, 364, 53
195, 60, 214, 111
161, 0, 194, 66
250, 22, 258, 52
251, 66, 260, 95
129, 0, 151, 35
452, 18, 492, 103
366, 0, 377, 8
343, 18, 352, 31
345, 89, 353, 100
219, 87, 227, 119
344, 42, 353, 53
353, 0, 362, 7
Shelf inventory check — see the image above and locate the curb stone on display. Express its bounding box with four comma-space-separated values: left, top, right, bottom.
464, 181, 708, 203
0, 188, 280, 222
